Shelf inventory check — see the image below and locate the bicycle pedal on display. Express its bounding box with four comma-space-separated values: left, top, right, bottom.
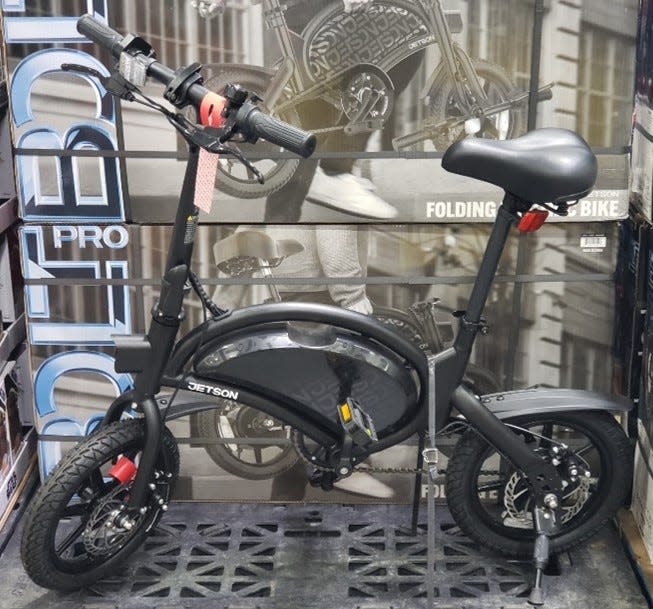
337, 398, 378, 447
309, 470, 323, 488
309, 469, 337, 491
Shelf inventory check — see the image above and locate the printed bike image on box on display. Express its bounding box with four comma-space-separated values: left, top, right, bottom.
199, 0, 553, 199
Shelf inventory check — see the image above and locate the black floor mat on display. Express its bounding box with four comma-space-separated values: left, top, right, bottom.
1, 502, 646, 609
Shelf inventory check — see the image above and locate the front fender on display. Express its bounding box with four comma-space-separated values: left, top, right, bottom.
481, 388, 633, 420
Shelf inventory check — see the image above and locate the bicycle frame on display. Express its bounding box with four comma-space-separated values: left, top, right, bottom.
101, 140, 578, 512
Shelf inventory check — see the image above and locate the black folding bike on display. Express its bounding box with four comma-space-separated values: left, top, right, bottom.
21, 15, 632, 606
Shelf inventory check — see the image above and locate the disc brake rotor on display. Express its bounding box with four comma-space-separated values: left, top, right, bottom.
83, 484, 142, 557
502, 470, 591, 529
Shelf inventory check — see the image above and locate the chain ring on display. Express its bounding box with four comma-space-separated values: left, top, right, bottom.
341, 70, 393, 124
291, 430, 335, 472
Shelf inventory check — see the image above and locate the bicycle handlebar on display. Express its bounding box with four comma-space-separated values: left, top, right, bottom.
78, 14, 124, 58
76, 15, 316, 158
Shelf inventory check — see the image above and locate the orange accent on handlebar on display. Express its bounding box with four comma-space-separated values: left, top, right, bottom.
517, 210, 549, 232
199, 91, 227, 127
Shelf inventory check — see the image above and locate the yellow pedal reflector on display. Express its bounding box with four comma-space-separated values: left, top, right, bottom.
340, 402, 352, 422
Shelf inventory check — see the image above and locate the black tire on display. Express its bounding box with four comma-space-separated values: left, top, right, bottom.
464, 363, 501, 395
446, 411, 632, 558
372, 306, 428, 349
204, 69, 301, 199
21, 420, 179, 591
428, 59, 525, 151
192, 402, 300, 480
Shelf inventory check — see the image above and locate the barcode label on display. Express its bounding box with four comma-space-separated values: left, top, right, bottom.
580, 234, 607, 251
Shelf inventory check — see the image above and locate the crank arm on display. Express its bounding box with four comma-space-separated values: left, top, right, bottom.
392, 84, 555, 150
392, 118, 464, 151
347, 88, 385, 125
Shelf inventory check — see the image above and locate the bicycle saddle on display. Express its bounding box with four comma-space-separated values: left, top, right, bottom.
214, 230, 304, 276
442, 128, 597, 204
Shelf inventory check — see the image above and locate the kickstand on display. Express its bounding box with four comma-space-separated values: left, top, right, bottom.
529, 507, 554, 606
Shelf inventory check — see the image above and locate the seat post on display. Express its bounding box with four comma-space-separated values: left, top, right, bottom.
463, 193, 526, 325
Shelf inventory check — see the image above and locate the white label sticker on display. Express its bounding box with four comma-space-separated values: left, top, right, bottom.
194, 148, 219, 214
580, 234, 607, 253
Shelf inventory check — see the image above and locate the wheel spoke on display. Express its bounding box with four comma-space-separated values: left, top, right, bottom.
574, 442, 594, 457
477, 479, 505, 493
56, 521, 87, 556
254, 448, 263, 465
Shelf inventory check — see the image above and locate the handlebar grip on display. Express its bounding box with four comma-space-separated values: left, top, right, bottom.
77, 14, 124, 58
244, 108, 316, 158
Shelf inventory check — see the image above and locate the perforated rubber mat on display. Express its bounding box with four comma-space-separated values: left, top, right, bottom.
1, 503, 646, 609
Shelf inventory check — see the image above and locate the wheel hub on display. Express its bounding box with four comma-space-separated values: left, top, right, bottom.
235, 407, 284, 437
502, 450, 592, 529
82, 485, 142, 557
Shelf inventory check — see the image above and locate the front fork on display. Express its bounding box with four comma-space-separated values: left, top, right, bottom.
100, 264, 189, 511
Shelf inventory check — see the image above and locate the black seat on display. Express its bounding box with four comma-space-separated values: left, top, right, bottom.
442, 128, 597, 204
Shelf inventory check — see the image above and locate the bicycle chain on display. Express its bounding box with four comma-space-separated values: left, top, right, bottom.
291, 430, 500, 477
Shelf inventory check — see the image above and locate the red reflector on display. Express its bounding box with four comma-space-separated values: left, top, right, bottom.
108, 456, 137, 484
517, 210, 549, 232
199, 91, 227, 127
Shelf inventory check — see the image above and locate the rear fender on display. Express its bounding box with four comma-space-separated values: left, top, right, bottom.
481, 388, 633, 420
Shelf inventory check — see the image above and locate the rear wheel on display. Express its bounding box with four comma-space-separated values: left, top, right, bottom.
446, 412, 632, 558
21, 420, 179, 591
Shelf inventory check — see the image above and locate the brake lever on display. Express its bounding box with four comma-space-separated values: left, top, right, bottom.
168, 113, 265, 184
60, 63, 138, 101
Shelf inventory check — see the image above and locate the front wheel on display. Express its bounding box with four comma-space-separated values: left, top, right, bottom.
446, 412, 632, 558
21, 420, 179, 591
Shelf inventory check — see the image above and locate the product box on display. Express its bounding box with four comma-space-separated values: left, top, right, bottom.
23, 221, 621, 501
0, 362, 21, 481
10, 344, 34, 427
614, 219, 649, 403
632, 422, 653, 560
0, 229, 23, 325
0, 427, 36, 529
3, 0, 636, 504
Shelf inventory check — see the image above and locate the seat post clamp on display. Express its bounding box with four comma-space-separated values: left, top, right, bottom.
453, 310, 489, 336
